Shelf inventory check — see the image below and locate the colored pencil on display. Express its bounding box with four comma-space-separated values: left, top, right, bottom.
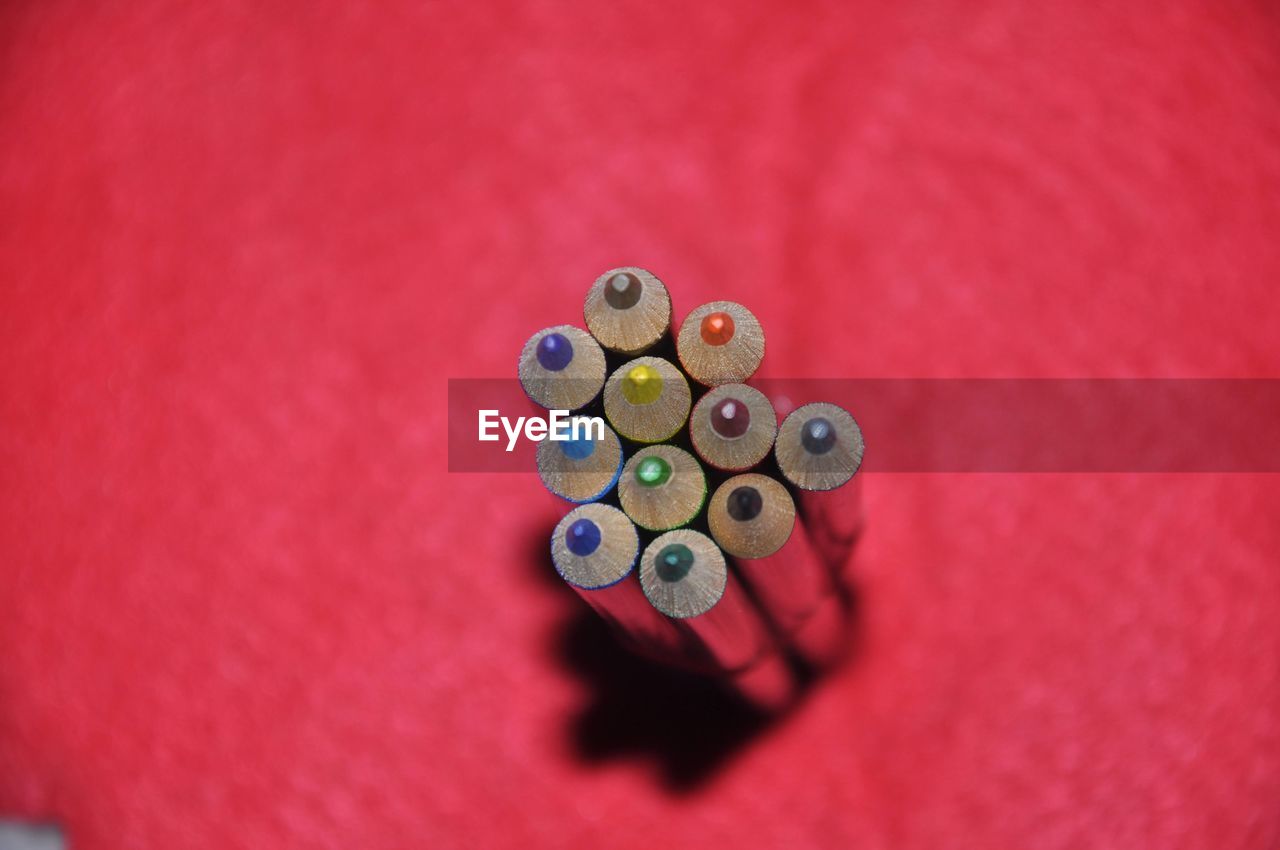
688, 382, 777, 471
583, 267, 673, 355
602, 356, 692, 443
524, 271, 871, 706
799, 477, 866, 573
551, 503, 687, 656
774, 401, 864, 491
518, 324, 607, 411
536, 421, 624, 503
676, 300, 765, 386
707, 473, 844, 664
638, 528, 794, 709
617, 444, 707, 531
638, 529, 767, 672
774, 401, 866, 571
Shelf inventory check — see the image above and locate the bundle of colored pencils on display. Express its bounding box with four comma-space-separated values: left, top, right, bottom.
518, 268, 865, 710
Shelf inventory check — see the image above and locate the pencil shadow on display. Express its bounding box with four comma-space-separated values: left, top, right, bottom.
524, 520, 864, 793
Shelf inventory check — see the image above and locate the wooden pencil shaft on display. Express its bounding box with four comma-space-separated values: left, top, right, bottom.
785, 591, 850, 671
602, 356, 692, 443
551, 504, 688, 658
577, 578, 692, 660
536, 422, 624, 503
797, 477, 865, 574
584, 267, 673, 355
676, 300, 765, 386
762, 444, 864, 583
729, 649, 798, 712
639, 529, 773, 674
518, 325, 607, 411
731, 514, 832, 635
689, 383, 778, 472
708, 473, 832, 634
796, 473, 864, 539
674, 570, 774, 674
618, 444, 707, 531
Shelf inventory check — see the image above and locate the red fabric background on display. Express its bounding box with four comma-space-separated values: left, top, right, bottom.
3, 2, 1279, 848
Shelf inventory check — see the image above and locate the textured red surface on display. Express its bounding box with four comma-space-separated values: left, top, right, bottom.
3, 2, 1280, 848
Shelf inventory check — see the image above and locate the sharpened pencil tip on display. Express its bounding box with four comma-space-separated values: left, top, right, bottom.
801, 417, 836, 455
710, 396, 750, 439
565, 518, 602, 556
561, 434, 596, 461
535, 332, 574, 371
700, 311, 735, 345
635, 455, 672, 487
621, 364, 663, 405
604, 272, 642, 309
655, 543, 694, 582
727, 486, 763, 522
